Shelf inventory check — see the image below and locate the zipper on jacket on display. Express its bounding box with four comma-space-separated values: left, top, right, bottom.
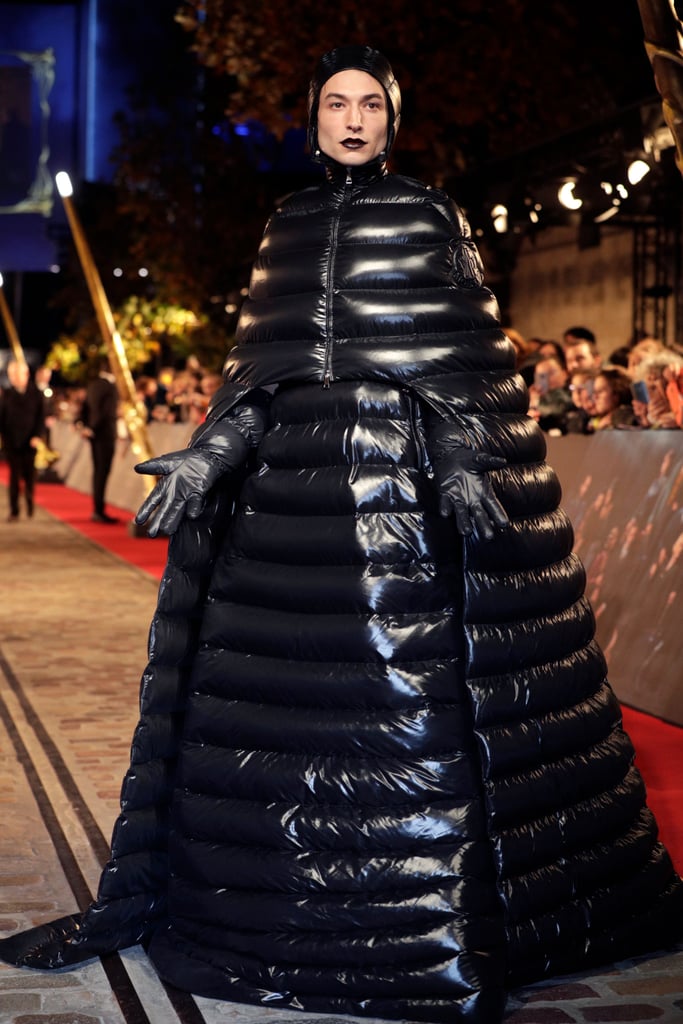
322, 169, 353, 388
407, 392, 433, 477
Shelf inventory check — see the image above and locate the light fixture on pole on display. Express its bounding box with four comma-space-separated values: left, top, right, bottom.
558, 180, 583, 210
491, 204, 508, 233
54, 171, 155, 484
627, 158, 651, 185
0, 272, 27, 365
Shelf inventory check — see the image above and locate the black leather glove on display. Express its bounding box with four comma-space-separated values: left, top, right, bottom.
429, 424, 509, 541
134, 404, 266, 537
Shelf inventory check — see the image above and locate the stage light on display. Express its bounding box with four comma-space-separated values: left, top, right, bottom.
491, 203, 508, 233
558, 181, 582, 210
627, 158, 650, 185
55, 171, 74, 197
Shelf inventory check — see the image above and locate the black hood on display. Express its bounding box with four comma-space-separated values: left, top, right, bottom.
307, 45, 401, 165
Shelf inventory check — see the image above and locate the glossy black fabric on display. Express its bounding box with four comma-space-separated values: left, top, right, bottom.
1, 166, 681, 1024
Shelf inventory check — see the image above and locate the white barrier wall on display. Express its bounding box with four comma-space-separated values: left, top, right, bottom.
49, 420, 195, 514
546, 432, 682, 726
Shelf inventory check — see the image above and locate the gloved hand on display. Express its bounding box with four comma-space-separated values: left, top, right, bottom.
134, 418, 252, 537
429, 425, 509, 541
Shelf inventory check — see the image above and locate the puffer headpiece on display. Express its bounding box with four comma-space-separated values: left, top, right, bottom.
307, 45, 401, 163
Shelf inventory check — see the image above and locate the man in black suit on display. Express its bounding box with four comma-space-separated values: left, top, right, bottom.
0, 359, 45, 521
80, 356, 119, 523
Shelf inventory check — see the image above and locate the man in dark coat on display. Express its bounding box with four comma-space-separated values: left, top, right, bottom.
79, 356, 119, 523
0, 46, 681, 1024
0, 359, 44, 520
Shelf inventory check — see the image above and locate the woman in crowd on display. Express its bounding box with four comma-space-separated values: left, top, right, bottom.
632, 352, 683, 429
588, 367, 639, 430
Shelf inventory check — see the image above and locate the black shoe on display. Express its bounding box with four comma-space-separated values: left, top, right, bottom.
91, 512, 118, 524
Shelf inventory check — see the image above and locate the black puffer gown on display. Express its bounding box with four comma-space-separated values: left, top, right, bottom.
1, 160, 681, 1024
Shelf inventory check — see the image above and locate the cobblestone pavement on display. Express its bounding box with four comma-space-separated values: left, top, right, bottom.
0, 487, 681, 1024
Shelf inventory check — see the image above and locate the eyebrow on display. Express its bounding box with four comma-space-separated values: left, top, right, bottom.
323, 92, 385, 102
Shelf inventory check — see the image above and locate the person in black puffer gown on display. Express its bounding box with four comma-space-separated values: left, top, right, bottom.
1, 45, 681, 1024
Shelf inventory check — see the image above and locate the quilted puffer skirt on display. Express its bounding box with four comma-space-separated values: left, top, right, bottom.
147, 380, 507, 1023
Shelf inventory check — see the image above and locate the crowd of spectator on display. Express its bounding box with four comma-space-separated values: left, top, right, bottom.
38, 354, 224, 432
508, 325, 683, 435
19, 330, 683, 442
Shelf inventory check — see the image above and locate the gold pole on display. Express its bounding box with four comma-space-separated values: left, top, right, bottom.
0, 273, 27, 366
637, 0, 683, 176
55, 172, 155, 479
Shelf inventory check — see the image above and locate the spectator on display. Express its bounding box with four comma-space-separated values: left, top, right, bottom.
606, 344, 631, 368
627, 337, 666, 377
664, 362, 683, 427
632, 352, 683, 429
527, 356, 573, 433
78, 356, 120, 523
503, 327, 532, 369
565, 369, 597, 434
588, 368, 638, 430
562, 326, 602, 375
537, 339, 567, 367
0, 359, 44, 520
136, 375, 168, 422
563, 324, 596, 347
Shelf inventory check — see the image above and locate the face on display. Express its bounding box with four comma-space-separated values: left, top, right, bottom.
534, 358, 567, 392
592, 375, 616, 416
569, 373, 595, 412
317, 69, 388, 166
7, 360, 29, 390
565, 341, 597, 374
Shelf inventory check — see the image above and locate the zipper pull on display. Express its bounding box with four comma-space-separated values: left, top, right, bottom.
323, 371, 331, 389
346, 169, 352, 186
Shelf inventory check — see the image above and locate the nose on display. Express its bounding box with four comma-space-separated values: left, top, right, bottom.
347, 105, 363, 132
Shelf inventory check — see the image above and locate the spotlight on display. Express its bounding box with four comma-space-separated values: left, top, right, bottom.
627, 158, 650, 185
55, 171, 74, 197
491, 203, 508, 233
558, 181, 582, 210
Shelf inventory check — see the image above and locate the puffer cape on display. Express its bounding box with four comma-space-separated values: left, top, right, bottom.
1, 164, 681, 1024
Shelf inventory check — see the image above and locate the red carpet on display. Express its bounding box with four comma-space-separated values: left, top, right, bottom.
2, 463, 682, 872
621, 705, 683, 874
0, 462, 168, 579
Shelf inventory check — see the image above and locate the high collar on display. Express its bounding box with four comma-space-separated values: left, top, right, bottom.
323, 154, 388, 189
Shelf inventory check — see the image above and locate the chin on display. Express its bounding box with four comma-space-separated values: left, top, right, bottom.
338, 149, 373, 164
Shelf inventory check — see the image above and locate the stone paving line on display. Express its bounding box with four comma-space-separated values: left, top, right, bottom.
0, 488, 682, 1024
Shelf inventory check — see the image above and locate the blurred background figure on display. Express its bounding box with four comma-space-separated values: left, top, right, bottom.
631, 352, 683, 429
565, 370, 598, 433
0, 359, 45, 521
527, 355, 573, 434
588, 368, 638, 430
562, 325, 603, 375
78, 356, 120, 523
627, 337, 667, 377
